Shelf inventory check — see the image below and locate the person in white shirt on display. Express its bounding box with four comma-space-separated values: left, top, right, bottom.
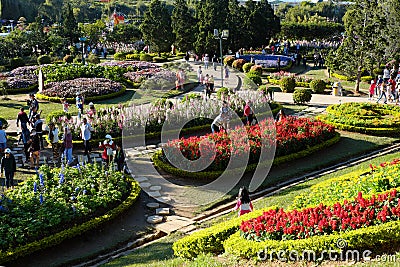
47, 122, 60, 163
81, 117, 94, 162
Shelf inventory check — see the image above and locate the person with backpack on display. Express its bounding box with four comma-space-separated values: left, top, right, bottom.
28, 129, 41, 169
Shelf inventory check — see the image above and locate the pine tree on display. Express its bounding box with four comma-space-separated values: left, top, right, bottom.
61, 3, 79, 46
171, 0, 195, 53
140, 0, 174, 52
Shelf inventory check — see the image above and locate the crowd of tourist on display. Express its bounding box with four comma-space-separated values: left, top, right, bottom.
369, 64, 400, 105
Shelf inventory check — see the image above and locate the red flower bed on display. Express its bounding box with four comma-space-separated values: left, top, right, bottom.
240, 189, 400, 242
162, 117, 335, 171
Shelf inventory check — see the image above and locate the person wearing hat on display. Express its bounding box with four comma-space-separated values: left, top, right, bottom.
0, 148, 16, 189
87, 102, 96, 118
99, 134, 115, 166
0, 124, 6, 155
28, 129, 41, 169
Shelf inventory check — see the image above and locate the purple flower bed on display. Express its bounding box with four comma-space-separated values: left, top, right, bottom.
99, 61, 159, 70
42, 78, 123, 98
123, 68, 174, 83
6, 66, 40, 89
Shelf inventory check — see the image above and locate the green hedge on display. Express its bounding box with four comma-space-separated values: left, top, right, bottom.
316, 118, 400, 137
153, 132, 340, 180
172, 207, 276, 259
0, 177, 141, 264
36, 86, 127, 103
223, 220, 400, 260
5, 84, 38, 94
331, 72, 355, 81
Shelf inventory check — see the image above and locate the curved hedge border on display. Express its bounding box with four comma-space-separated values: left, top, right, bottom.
6, 84, 38, 94
172, 206, 276, 259
154, 132, 340, 180
36, 86, 127, 103
0, 176, 141, 264
268, 78, 332, 90
317, 104, 400, 136
223, 220, 400, 260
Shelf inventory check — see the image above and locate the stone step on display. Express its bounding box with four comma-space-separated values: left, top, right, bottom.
146, 202, 160, 209
149, 185, 161, 191
147, 215, 163, 224
135, 177, 148, 183
156, 207, 170, 215
148, 191, 161, 198
146, 145, 157, 150
139, 182, 151, 188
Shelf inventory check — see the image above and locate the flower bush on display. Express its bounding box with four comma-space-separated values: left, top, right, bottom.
240, 189, 400, 242
99, 60, 158, 70
0, 164, 131, 253
292, 158, 400, 209
161, 117, 336, 171
318, 102, 400, 136
41, 78, 123, 98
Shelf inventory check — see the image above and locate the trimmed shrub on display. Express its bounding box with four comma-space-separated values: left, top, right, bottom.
373, 68, 384, 77
246, 71, 262, 86
113, 52, 126, 60
331, 72, 355, 81
224, 56, 235, 67
9, 57, 24, 69
232, 59, 246, 71
63, 55, 74, 63
361, 75, 373, 82
140, 54, 154, 62
86, 54, 100, 64
293, 88, 312, 104
216, 87, 234, 99
153, 56, 167, 63
309, 79, 326, 93
73, 57, 82, 64
46, 111, 72, 125
126, 54, 141, 60
242, 62, 254, 73
37, 55, 52, 65
250, 65, 263, 76
181, 92, 202, 103
280, 77, 296, 93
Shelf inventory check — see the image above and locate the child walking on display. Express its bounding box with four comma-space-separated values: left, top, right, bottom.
233, 186, 253, 216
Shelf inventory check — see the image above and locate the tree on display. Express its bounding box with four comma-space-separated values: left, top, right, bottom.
107, 23, 142, 44
171, 0, 195, 52
140, 0, 174, 52
194, 0, 229, 54
61, 3, 79, 46
226, 0, 247, 52
245, 0, 280, 49
79, 19, 106, 45
326, 0, 386, 93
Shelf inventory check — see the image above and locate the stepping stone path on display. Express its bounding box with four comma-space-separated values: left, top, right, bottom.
147, 191, 161, 198
139, 182, 152, 188
135, 177, 148, 183
293, 105, 327, 118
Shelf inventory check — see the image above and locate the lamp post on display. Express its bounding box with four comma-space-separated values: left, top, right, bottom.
214, 29, 229, 88
79, 37, 87, 65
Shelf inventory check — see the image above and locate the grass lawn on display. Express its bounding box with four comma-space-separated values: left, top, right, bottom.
103, 150, 400, 267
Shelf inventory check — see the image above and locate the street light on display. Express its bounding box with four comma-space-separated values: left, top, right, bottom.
214, 29, 229, 88
79, 37, 87, 65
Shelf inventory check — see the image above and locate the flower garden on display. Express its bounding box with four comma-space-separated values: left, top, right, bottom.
317, 102, 400, 136
157, 117, 337, 175
172, 158, 400, 260
0, 164, 140, 263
